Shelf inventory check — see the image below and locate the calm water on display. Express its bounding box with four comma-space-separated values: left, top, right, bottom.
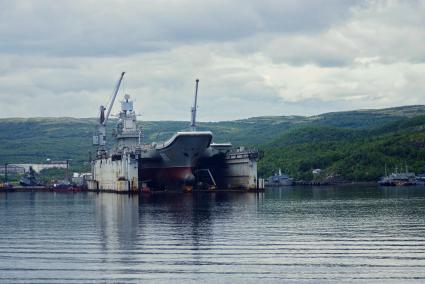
1, 186, 425, 283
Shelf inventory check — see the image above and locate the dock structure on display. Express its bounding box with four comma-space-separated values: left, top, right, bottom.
2, 162, 67, 173
195, 145, 264, 191
0, 164, 25, 175
222, 147, 262, 190
87, 152, 140, 192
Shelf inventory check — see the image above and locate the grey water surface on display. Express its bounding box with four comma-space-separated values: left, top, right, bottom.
1, 186, 425, 283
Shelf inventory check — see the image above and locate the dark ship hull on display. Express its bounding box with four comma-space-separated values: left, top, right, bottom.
140, 131, 213, 189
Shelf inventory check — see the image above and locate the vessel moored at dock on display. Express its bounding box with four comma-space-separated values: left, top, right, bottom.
378, 165, 417, 186
265, 169, 294, 186
140, 131, 213, 189
378, 172, 417, 186
87, 73, 262, 192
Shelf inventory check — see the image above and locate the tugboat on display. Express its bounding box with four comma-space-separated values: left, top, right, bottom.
265, 169, 294, 186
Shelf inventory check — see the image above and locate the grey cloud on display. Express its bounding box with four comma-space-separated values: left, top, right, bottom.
0, 0, 424, 121
0, 0, 360, 56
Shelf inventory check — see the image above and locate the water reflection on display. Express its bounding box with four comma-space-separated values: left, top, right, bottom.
93, 192, 261, 249
95, 193, 140, 267
1, 187, 425, 282
265, 185, 425, 200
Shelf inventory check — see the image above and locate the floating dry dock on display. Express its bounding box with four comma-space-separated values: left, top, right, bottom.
86, 73, 263, 193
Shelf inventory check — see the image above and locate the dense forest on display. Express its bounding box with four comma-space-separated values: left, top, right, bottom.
0, 105, 424, 181
259, 115, 425, 181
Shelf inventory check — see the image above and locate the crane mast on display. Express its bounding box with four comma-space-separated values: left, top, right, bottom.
93, 72, 126, 151
104, 72, 125, 126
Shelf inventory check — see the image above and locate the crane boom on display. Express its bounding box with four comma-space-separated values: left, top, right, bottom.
103, 72, 125, 126
93, 72, 125, 148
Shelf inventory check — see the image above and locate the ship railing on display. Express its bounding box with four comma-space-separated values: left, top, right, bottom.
226, 148, 260, 160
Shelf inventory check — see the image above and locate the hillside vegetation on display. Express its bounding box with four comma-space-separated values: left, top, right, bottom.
259, 115, 425, 181
0, 105, 424, 180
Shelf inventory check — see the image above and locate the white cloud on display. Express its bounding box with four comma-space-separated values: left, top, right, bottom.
0, 0, 424, 120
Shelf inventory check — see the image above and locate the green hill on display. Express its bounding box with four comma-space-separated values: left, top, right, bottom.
259, 115, 425, 181
0, 105, 424, 180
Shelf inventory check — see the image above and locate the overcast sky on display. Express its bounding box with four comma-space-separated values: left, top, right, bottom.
0, 0, 424, 121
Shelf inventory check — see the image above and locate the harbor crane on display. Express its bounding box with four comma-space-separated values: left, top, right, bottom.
93, 72, 125, 151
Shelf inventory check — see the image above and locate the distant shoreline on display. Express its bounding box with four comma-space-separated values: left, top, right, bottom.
269, 181, 425, 187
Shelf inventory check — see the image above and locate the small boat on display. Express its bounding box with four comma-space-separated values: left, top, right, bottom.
50, 180, 82, 191
0, 182, 14, 192
416, 174, 425, 185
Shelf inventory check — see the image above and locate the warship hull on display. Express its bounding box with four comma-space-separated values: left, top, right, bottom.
140, 131, 213, 189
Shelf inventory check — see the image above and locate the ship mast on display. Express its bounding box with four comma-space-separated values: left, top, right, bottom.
190, 79, 199, 132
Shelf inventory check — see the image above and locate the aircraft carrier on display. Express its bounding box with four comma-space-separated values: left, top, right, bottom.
87, 73, 262, 192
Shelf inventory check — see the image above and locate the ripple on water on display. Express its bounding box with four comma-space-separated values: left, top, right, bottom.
1, 186, 425, 283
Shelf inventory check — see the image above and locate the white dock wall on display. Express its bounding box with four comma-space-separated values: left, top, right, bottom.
224, 153, 258, 189
90, 155, 139, 192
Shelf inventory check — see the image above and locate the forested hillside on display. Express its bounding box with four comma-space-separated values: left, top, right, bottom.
1, 105, 424, 180
259, 115, 425, 181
